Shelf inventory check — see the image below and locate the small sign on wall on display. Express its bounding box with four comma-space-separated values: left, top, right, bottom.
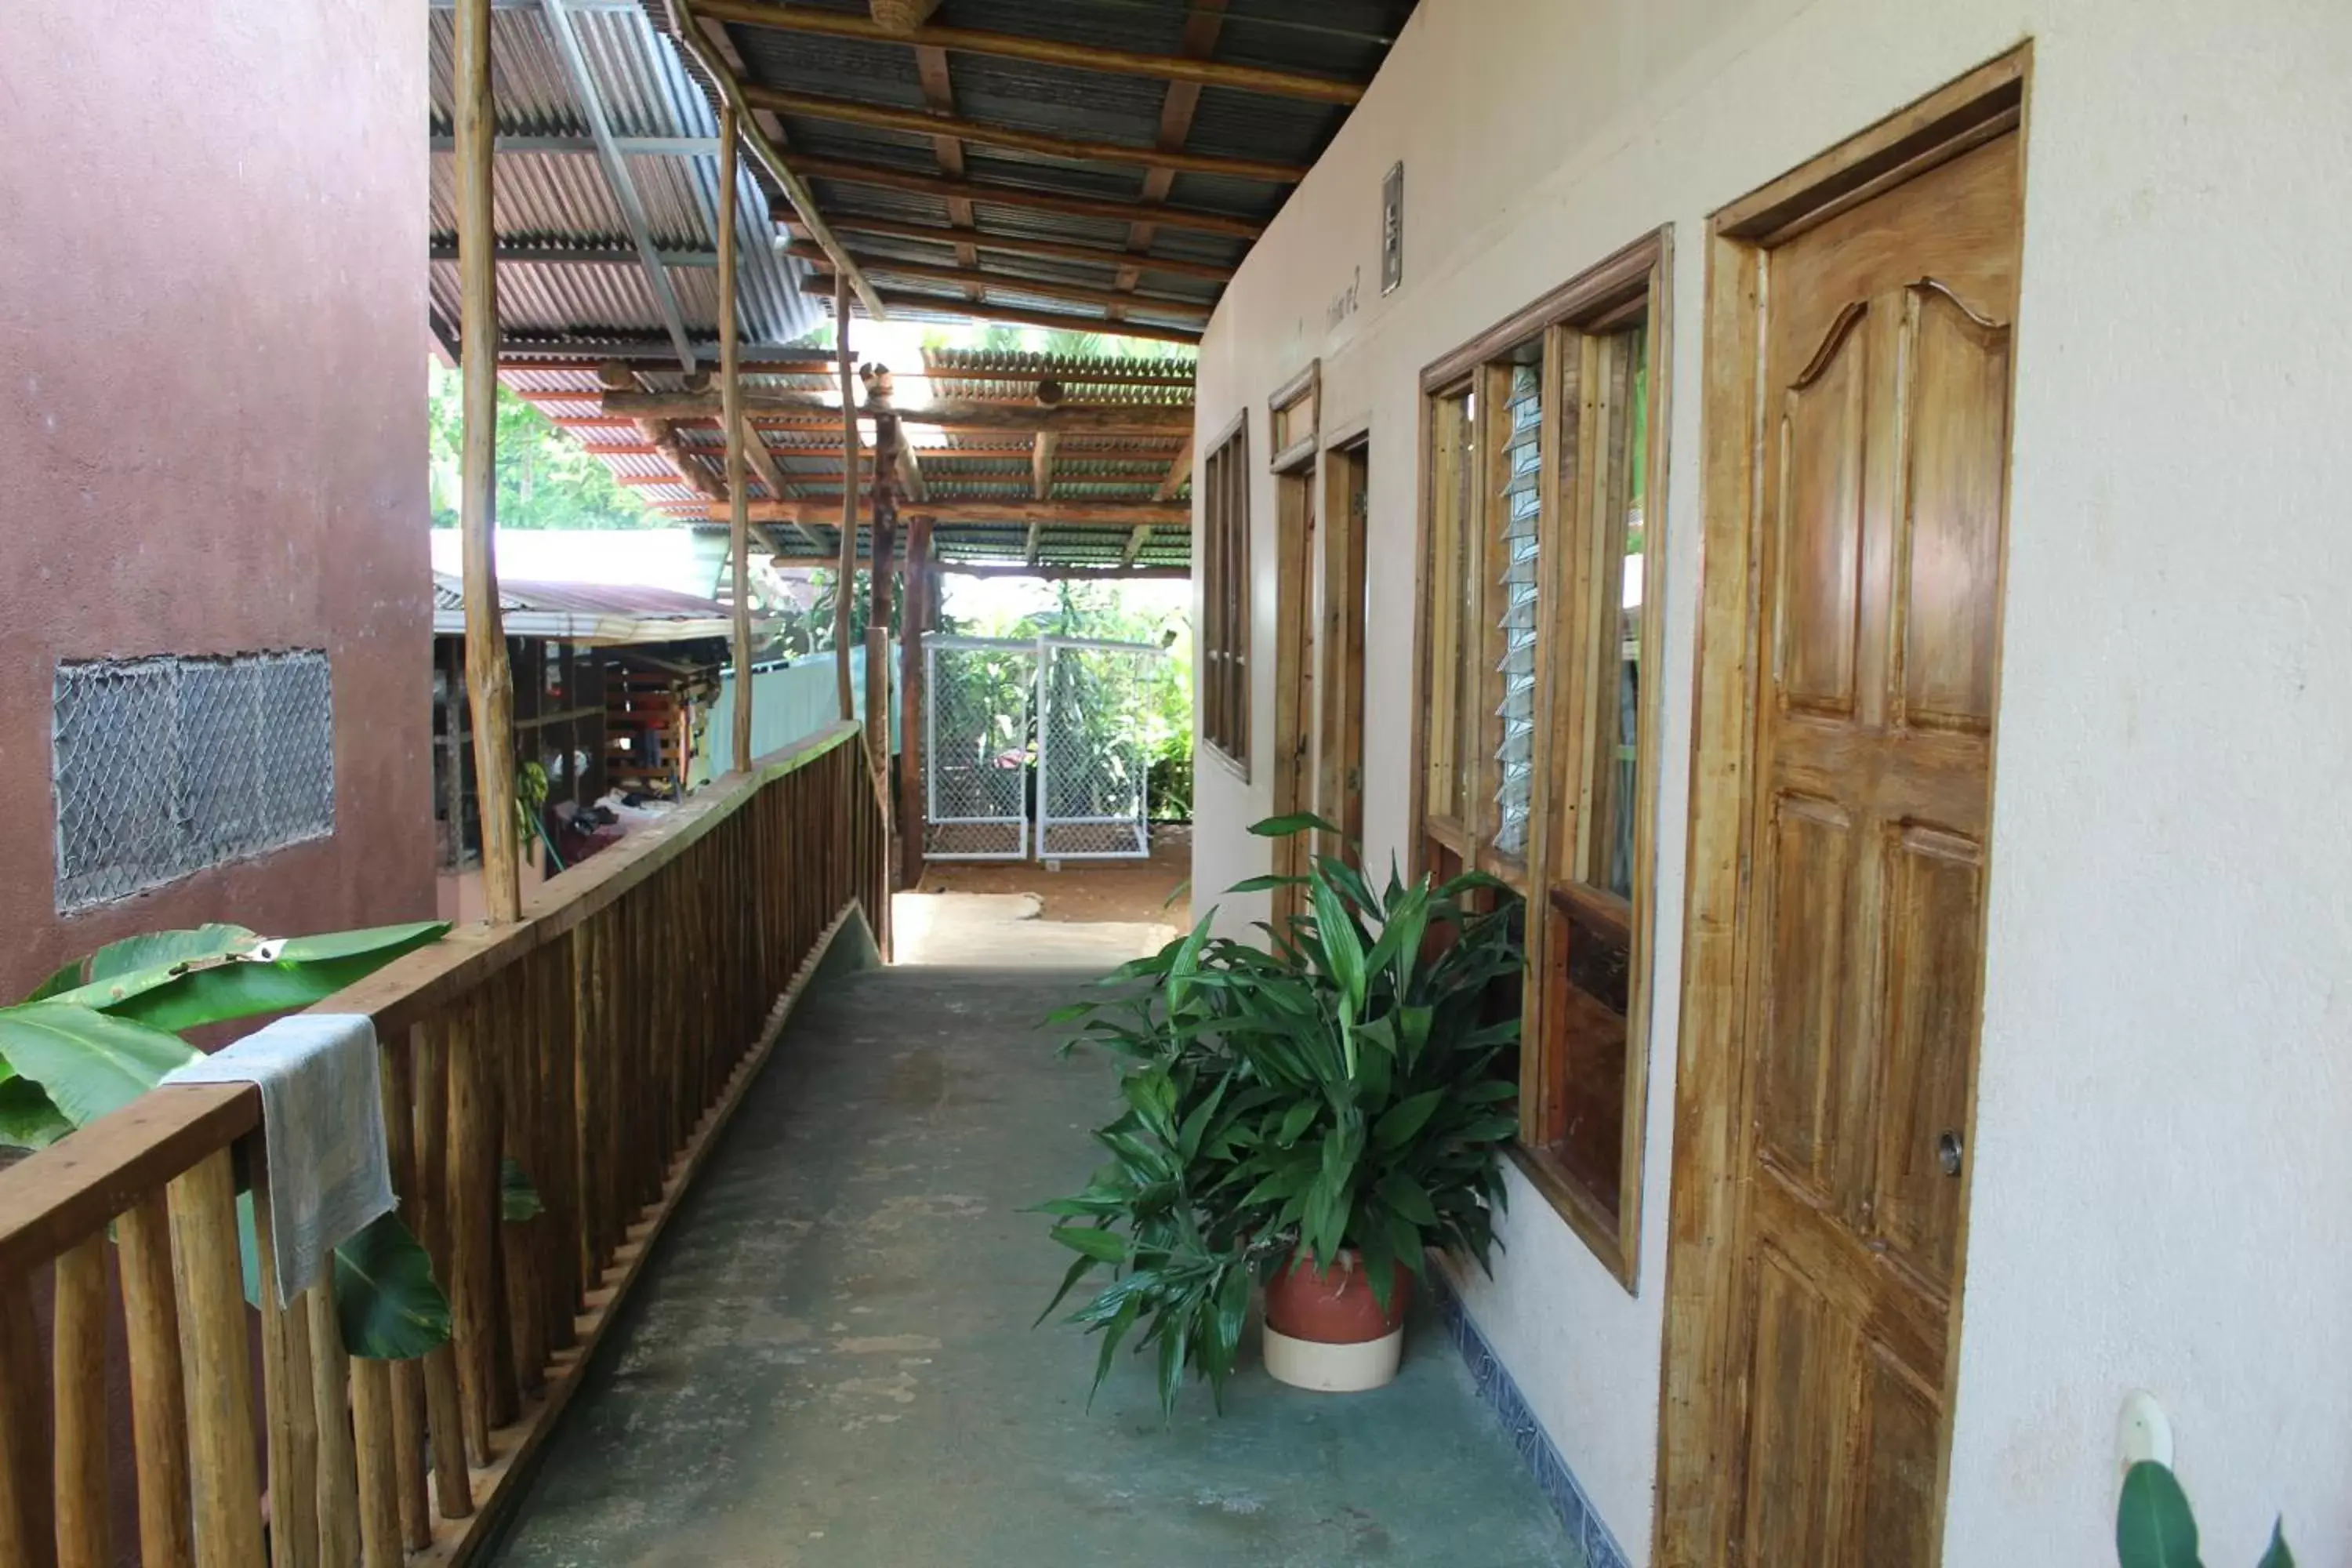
1381, 162, 1404, 296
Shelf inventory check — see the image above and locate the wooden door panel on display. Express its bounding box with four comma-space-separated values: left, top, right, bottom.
1739, 1245, 1847, 1567
1898, 286, 2013, 733
1873, 826, 1984, 1288
1775, 307, 1870, 717
1853, 1341, 1942, 1563
1754, 796, 1853, 1188
1715, 131, 2020, 1568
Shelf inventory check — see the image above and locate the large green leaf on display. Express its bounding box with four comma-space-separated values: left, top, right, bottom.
2117, 1461, 2200, 1568
1247, 812, 1339, 840
2259, 1519, 2296, 1568
22, 961, 87, 1005
0, 1078, 73, 1150
1049, 1224, 1129, 1263
88, 925, 262, 983
82, 922, 449, 1033
332, 1211, 453, 1360
0, 1004, 198, 1127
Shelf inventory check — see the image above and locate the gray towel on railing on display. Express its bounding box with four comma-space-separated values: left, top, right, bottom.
163, 1014, 396, 1307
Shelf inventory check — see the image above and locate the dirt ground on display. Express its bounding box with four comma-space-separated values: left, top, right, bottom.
913, 823, 1193, 927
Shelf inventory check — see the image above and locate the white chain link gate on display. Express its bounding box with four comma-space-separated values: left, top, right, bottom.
923, 635, 1036, 860
1036, 636, 1158, 861
921, 633, 1163, 863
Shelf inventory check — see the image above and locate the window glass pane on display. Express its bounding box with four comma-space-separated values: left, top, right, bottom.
1491, 358, 1544, 858
1585, 326, 1647, 898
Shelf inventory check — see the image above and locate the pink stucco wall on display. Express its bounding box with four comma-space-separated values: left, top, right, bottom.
0, 2, 434, 997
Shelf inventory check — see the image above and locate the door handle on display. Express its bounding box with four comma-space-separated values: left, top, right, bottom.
1936, 1130, 1964, 1178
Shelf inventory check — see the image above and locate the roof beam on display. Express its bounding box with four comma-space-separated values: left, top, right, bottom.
428, 133, 719, 155
1032, 433, 1058, 503
741, 86, 1308, 185
791, 154, 1262, 241
910, 44, 982, 303
670, 0, 887, 322
541, 0, 699, 371
800, 214, 1234, 283
861, 292, 1202, 347
1117, 2, 1228, 317
704, 499, 1189, 525
606, 387, 1192, 433
1120, 524, 1152, 566
430, 242, 718, 267
690, 1, 1363, 106
783, 245, 1211, 318
1153, 434, 1195, 502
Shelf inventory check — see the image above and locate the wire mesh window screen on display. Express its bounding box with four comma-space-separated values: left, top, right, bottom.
924, 637, 1036, 861
1492, 361, 1545, 858
53, 651, 336, 911
1038, 638, 1157, 860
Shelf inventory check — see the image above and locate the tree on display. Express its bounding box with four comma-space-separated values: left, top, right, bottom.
426, 360, 661, 531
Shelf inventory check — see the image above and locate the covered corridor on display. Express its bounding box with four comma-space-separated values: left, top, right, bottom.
483, 926, 1584, 1567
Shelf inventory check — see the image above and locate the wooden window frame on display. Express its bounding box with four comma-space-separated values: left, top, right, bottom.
1199, 412, 1252, 778
1650, 50, 2028, 1566
1410, 229, 1675, 1288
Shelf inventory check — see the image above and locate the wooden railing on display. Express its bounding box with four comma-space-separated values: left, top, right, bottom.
0, 721, 887, 1568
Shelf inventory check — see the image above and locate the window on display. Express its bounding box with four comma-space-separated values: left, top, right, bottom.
53, 650, 336, 911
1200, 418, 1251, 773
1413, 233, 1670, 1285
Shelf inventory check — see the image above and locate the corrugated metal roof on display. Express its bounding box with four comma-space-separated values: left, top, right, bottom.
428, 2, 820, 358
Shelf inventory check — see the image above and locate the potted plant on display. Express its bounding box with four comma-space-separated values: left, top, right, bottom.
1036, 815, 1523, 1412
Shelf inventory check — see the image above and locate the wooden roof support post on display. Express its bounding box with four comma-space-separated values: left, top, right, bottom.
457, 0, 521, 922
897, 513, 931, 889
720, 103, 755, 776
833, 274, 858, 723
863, 364, 902, 800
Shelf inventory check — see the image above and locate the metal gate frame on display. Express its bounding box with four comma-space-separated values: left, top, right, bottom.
922, 633, 1036, 861
1036, 634, 1160, 862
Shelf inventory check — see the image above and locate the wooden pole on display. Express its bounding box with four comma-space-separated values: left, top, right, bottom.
457, 0, 521, 922
169, 1149, 267, 1568
53, 1237, 110, 1568
0, 1281, 53, 1568
720, 103, 755, 776
116, 1195, 195, 1568
898, 514, 931, 888
833, 274, 858, 723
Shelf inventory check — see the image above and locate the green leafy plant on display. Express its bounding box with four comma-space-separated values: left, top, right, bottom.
0, 921, 456, 1359
2118, 1461, 2294, 1568
1035, 815, 1524, 1417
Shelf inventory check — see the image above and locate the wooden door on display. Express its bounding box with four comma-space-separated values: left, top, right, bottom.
1717, 131, 2020, 1566
1315, 442, 1369, 862
1270, 467, 1319, 924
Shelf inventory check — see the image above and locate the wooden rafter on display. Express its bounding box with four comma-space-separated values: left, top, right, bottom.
800, 216, 1235, 284
689, 0, 1363, 106
861, 292, 1202, 347
789, 155, 1263, 241
1031, 433, 1058, 503
671, 0, 886, 321
740, 86, 1308, 185
785, 245, 1212, 318
701, 499, 1188, 525
1154, 434, 1195, 502
603, 389, 1192, 434
1116, 1, 1229, 319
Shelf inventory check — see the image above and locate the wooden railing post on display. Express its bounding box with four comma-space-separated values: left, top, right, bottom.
117, 1192, 195, 1568
252, 1203, 320, 1568
456, 0, 521, 921
721, 100, 757, 777
0, 1277, 53, 1568
169, 1148, 266, 1568
53, 1236, 109, 1568
835, 272, 859, 722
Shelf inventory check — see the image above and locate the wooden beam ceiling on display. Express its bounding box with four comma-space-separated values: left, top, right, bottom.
800, 215, 1235, 283
603, 389, 1192, 434
1116, 1, 1229, 321
689, 1, 1363, 106
740, 86, 1308, 185
706, 499, 1189, 526
783, 244, 1212, 318
859, 292, 1202, 347
788, 154, 1263, 241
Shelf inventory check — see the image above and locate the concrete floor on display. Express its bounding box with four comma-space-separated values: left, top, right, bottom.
485, 939, 1584, 1568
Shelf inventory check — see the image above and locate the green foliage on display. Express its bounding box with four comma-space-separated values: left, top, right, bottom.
1036, 818, 1524, 1417
0, 922, 457, 1359
334, 1210, 456, 1359
501, 1158, 545, 1222
2118, 1461, 2295, 1568
426, 361, 659, 531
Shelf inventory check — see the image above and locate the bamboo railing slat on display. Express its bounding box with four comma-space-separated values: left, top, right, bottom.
0, 722, 884, 1568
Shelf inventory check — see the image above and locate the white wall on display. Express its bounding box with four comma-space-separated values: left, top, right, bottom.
1191, 0, 2352, 1561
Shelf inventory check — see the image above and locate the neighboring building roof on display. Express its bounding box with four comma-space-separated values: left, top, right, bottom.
499, 346, 1196, 569
431, 570, 758, 645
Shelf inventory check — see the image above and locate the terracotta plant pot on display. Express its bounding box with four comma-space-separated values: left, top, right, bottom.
1261, 1248, 1410, 1392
